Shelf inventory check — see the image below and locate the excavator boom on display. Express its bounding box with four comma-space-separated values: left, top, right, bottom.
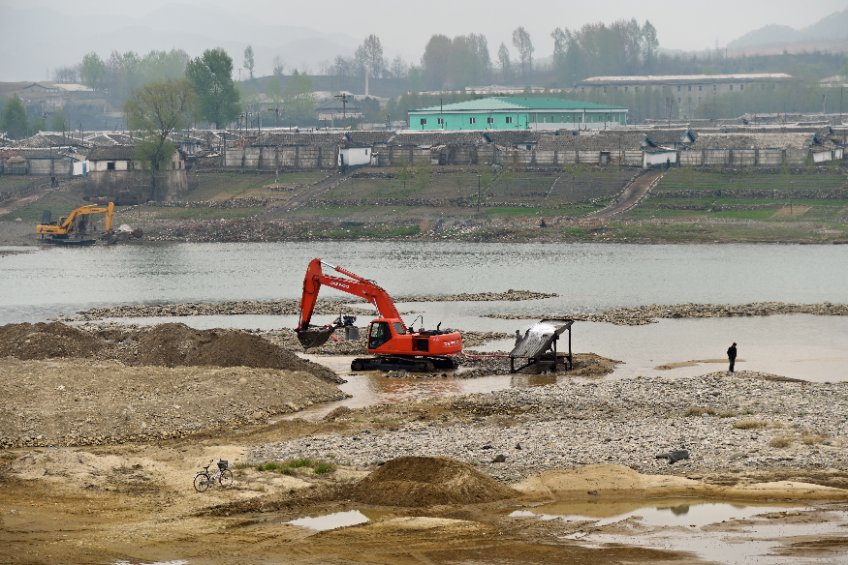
298, 258, 400, 331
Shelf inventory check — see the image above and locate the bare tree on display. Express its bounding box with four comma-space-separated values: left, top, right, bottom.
355, 34, 386, 79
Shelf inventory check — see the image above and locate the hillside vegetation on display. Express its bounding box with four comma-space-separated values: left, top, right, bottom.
3, 165, 847, 244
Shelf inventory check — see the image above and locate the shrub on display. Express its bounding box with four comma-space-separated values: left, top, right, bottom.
769, 435, 793, 448
733, 419, 771, 430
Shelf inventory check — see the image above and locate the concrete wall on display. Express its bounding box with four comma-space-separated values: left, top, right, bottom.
85, 169, 187, 203
220, 142, 843, 171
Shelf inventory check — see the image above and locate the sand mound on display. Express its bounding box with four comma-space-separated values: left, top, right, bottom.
351, 456, 517, 507
133, 323, 339, 382
0, 321, 340, 383
0, 322, 100, 359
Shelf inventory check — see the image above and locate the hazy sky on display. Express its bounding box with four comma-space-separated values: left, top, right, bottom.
3, 0, 848, 80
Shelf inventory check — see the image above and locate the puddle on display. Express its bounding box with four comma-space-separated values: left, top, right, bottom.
287, 510, 370, 532
510, 500, 848, 565
514, 499, 806, 528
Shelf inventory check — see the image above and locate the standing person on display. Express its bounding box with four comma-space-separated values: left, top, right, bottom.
727, 342, 738, 373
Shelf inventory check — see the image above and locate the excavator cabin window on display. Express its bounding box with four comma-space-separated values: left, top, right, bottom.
368, 321, 392, 349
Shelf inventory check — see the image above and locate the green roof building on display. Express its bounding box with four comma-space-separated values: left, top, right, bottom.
407, 97, 628, 131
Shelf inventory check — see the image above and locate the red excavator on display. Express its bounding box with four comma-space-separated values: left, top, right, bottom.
295, 258, 463, 372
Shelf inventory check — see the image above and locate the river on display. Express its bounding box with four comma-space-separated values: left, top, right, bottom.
2, 241, 847, 382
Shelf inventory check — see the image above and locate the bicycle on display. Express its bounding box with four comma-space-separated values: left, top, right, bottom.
193, 459, 234, 492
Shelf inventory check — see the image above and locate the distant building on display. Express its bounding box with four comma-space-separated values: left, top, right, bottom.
408, 97, 628, 132
577, 73, 794, 118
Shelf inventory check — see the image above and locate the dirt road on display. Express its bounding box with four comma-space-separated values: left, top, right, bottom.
588, 169, 663, 219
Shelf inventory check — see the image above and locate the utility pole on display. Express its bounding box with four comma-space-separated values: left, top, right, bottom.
334, 93, 349, 122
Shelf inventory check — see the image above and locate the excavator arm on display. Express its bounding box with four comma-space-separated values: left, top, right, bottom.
296, 258, 402, 347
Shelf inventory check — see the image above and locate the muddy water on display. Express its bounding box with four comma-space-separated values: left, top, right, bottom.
3, 242, 848, 384
3, 241, 848, 322
512, 500, 848, 565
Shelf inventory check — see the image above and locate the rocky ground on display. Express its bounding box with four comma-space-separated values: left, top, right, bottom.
3, 320, 848, 564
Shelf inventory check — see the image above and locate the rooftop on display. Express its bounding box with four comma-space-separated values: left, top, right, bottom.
579, 73, 793, 85
411, 97, 627, 113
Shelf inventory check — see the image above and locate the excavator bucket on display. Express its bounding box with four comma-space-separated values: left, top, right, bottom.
297, 326, 336, 349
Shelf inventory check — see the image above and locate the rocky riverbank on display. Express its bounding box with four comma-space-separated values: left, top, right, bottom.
62, 290, 557, 321
487, 301, 848, 325
63, 298, 848, 326
252, 371, 848, 484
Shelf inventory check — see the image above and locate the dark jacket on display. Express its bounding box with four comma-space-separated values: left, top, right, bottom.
727, 345, 737, 360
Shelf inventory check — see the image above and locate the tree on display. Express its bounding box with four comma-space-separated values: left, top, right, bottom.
497, 43, 512, 83
641, 20, 659, 72
80, 52, 107, 90
124, 80, 194, 199
512, 27, 534, 79
355, 34, 386, 83
272, 56, 285, 77
283, 72, 315, 125
1, 95, 28, 139
54, 65, 79, 83
50, 108, 69, 132
389, 56, 408, 79
243, 45, 255, 80
421, 34, 453, 89
186, 48, 241, 129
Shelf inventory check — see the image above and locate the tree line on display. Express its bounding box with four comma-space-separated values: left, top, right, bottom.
3, 19, 848, 137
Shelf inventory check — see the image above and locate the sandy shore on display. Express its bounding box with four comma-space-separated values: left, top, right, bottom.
3, 321, 848, 564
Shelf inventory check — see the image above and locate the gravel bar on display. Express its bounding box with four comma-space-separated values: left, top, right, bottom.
251, 371, 848, 483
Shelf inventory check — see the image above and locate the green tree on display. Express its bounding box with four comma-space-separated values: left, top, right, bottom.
186, 48, 241, 129
283, 71, 315, 125
80, 52, 108, 90
497, 43, 512, 83
421, 34, 452, 90
124, 80, 194, 199
50, 108, 69, 132
1, 95, 28, 139
243, 45, 255, 80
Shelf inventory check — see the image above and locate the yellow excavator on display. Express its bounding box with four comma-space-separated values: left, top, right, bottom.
36, 202, 115, 246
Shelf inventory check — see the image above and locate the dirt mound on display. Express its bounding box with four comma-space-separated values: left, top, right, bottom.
134, 323, 340, 382
351, 456, 517, 507
0, 322, 100, 359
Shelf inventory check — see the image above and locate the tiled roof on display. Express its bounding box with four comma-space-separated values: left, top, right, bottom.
253, 132, 343, 146
87, 145, 136, 161
390, 132, 484, 146
535, 131, 646, 151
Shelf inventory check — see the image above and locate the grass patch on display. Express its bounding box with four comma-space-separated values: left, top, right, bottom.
800, 431, 830, 445
255, 459, 337, 475
146, 207, 259, 220
0, 189, 90, 223
187, 171, 327, 201
769, 435, 794, 448
733, 418, 773, 430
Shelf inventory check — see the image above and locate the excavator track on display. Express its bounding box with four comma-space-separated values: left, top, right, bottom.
351, 356, 457, 372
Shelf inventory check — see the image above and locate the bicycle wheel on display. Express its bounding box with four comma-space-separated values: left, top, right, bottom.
218, 469, 234, 488
194, 473, 211, 492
